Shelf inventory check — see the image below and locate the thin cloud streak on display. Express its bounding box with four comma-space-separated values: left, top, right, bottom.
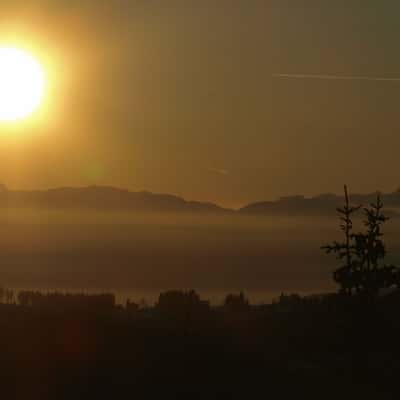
272, 73, 400, 82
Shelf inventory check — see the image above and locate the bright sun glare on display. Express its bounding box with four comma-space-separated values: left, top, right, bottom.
0, 47, 46, 122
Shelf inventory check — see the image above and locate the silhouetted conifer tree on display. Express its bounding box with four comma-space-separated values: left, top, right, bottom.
324, 187, 400, 296
352, 193, 389, 295
322, 185, 361, 294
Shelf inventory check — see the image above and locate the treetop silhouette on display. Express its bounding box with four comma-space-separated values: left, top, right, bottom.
323, 185, 400, 296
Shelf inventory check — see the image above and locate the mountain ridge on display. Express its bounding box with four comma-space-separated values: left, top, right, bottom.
0, 185, 230, 214
0, 185, 399, 216
239, 191, 400, 216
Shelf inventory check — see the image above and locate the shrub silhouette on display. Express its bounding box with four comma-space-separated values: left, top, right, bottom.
224, 292, 250, 312
156, 290, 210, 319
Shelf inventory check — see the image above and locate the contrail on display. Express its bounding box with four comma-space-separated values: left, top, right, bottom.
272, 73, 400, 82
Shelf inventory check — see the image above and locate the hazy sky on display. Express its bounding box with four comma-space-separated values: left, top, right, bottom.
1, 0, 400, 207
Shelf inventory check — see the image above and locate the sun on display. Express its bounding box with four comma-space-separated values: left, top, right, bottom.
0, 47, 46, 122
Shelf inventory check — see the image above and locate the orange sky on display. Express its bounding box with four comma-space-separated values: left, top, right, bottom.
0, 1, 400, 207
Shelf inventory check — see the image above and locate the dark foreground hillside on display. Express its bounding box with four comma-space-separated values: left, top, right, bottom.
0, 291, 399, 399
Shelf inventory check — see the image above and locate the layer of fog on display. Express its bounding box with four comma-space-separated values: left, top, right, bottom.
2, 209, 400, 304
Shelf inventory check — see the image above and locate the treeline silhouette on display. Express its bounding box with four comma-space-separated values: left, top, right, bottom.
0, 288, 251, 315
17, 291, 115, 312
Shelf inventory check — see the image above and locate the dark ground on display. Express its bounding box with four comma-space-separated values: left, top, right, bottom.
0, 292, 399, 399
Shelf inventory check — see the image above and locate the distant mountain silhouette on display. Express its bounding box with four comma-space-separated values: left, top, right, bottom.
0, 185, 230, 213
0, 185, 399, 216
240, 192, 400, 217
